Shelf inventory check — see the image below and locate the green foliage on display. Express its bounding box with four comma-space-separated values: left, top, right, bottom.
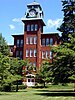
0, 34, 9, 55
57, 0, 75, 42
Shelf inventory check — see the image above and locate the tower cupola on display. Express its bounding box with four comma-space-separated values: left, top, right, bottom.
25, 1, 44, 18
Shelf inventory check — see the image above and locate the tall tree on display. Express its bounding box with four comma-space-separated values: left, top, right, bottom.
0, 34, 9, 55
58, 0, 75, 42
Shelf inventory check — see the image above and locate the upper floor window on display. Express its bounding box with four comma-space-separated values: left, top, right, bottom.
35, 24, 38, 31
42, 38, 45, 46
30, 37, 33, 44
17, 39, 19, 47
31, 24, 34, 31
30, 49, 33, 57
26, 49, 29, 57
27, 25, 30, 31
50, 38, 53, 45
34, 49, 37, 57
20, 39, 23, 47
34, 36, 37, 44
46, 38, 49, 46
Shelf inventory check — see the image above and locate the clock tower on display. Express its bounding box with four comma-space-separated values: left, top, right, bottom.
22, 1, 45, 71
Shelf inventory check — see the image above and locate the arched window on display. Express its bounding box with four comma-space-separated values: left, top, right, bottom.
35, 24, 38, 31
26, 49, 29, 57
31, 24, 34, 31
46, 38, 49, 46
50, 51, 53, 59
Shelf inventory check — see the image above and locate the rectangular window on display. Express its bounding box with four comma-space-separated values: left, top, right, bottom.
34, 36, 37, 44
30, 49, 33, 57
42, 38, 45, 46
26, 37, 30, 44
20, 39, 23, 47
50, 51, 53, 59
42, 51, 45, 59
33, 62, 36, 71
20, 51, 22, 59
27, 25, 30, 31
35, 24, 38, 31
34, 49, 37, 57
50, 38, 53, 45
17, 39, 19, 47
30, 37, 33, 44
46, 51, 48, 58
26, 49, 29, 57
16, 51, 19, 57
31, 24, 34, 31
46, 38, 49, 46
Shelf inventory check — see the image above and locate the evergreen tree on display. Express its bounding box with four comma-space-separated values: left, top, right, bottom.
58, 0, 75, 42
0, 33, 9, 55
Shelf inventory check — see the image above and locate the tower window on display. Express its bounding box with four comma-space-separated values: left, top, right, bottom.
31, 24, 34, 31
35, 24, 38, 31
26, 49, 29, 57
27, 25, 30, 31
46, 38, 49, 46
34, 36, 37, 44
50, 38, 53, 45
30, 49, 33, 57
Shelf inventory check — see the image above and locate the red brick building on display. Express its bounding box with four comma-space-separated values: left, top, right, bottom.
11, 1, 59, 86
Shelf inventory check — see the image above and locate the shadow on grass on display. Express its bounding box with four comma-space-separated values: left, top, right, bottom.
35, 89, 75, 97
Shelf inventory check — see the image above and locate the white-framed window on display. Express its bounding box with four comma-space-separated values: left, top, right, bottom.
20, 39, 23, 47
26, 37, 30, 44
20, 51, 22, 59
34, 36, 37, 44
46, 38, 49, 46
50, 38, 53, 45
50, 51, 53, 59
35, 24, 38, 31
26, 49, 29, 57
17, 39, 19, 47
33, 62, 36, 71
30, 37, 33, 44
46, 51, 48, 58
16, 50, 19, 57
42, 38, 45, 46
34, 49, 37, 57
30, 49, 33, 57
27, 25, 30, 31
31, 24, 34, 31
42, 51, 45, 59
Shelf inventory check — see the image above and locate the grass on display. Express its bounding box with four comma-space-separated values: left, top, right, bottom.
0, 83, 75, 100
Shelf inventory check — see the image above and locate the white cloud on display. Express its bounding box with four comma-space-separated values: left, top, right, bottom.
9, 25, 15, 30
12, 18, 21, 22
47, 18, 63, 29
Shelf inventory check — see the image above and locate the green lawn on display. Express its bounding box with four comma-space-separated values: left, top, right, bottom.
0, 84, 75, 100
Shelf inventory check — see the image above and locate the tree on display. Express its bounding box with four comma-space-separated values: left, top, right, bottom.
0, 34, 9, 55
36, 61, 52, 87
58, 0, 75, 42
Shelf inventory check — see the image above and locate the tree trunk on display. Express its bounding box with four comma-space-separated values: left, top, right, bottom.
44, 81, 45, 88
16, 80, 18, 92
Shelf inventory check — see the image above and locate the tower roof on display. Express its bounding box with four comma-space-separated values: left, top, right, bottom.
27, 1, 40, 6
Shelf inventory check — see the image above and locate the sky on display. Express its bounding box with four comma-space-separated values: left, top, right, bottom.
0, 0, 63, 45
